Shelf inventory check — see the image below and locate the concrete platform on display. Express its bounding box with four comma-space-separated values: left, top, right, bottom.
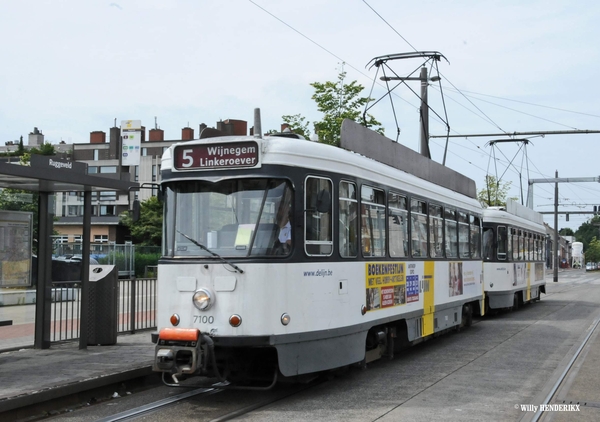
0, 331, 155, 416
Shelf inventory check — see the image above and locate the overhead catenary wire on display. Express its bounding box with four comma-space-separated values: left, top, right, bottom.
249, 0, 597, 224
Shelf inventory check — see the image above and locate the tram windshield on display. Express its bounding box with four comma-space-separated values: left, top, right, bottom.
163, 178, 293, 258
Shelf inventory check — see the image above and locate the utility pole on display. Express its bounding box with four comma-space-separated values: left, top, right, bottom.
526, 174, 600, 283
419, 66, 431, 159
380, 66, 439, 159
554, 171, 559, 282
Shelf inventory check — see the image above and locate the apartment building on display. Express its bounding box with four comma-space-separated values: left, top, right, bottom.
55, 118, 250, 244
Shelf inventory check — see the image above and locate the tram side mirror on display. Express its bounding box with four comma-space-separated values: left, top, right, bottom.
132, 199, 141, 222
316, 189, 331, 213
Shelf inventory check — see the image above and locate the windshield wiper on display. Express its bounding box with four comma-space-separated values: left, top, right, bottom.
177, 230, 244, 274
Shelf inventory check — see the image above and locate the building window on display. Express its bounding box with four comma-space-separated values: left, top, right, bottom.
100, 205, 115, 216
56, 235, 69, 243
100, 166, 117, 173
99, 191, 117, 201
73, 235, 82, 243
68, 205, 78, 216
93, 149, 99, 160
94, 235, 108, 243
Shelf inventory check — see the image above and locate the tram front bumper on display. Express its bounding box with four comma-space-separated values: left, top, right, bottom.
153, 328, 204, 376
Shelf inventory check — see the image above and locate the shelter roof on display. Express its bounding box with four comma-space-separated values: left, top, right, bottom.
0, 155, 137, 193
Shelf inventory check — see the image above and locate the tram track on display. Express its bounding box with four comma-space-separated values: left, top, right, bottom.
527, 316, 600, 422
94, 387, 222, 422
91, 378, 325, 422
95, 285, 594, 422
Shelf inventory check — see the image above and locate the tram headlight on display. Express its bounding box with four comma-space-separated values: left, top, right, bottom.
192, 288, 214, 311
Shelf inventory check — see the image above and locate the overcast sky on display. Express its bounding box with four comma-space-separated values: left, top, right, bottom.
2, 0, 600, 231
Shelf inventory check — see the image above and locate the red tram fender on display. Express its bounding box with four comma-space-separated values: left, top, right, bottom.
158, 328, 200, 342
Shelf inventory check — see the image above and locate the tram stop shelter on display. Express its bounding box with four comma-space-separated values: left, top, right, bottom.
0, 155, 138, 350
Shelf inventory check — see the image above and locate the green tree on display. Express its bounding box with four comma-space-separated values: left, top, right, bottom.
574, 215, 600, 252
559, 228, 574, 236
17, 136, 25, 155
281, 114, 311, 139
478, 175, 518, 207
119, 196, 163, 246
310, 67, 384, 146
585, 236, 600, 263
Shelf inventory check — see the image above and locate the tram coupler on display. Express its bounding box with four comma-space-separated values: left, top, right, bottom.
153, 328, 205, 379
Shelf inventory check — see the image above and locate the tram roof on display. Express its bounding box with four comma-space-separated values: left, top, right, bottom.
340, 120, 477, 199
160, 122, 481, 210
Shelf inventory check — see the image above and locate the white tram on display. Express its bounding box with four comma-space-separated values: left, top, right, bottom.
152, 116, 485, 386
482, 199, 547, 310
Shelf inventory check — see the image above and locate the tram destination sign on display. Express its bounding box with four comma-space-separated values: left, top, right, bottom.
174, 141, 260, 170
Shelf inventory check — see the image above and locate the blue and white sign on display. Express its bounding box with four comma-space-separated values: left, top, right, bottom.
121, 120, 142, 166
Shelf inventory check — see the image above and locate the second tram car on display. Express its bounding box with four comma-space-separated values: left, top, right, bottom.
482, 199, 547, 311
152, 115, 486, 386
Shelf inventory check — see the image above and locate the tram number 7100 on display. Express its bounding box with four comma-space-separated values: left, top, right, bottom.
193, 315, 215, 324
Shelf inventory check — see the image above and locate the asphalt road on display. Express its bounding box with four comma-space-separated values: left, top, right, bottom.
43, 269, 600, 421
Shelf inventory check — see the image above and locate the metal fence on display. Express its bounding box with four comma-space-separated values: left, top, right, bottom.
50, 277, 157, 343
52, 241, 137, 278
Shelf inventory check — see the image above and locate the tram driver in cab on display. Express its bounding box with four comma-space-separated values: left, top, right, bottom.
276, 208, 292, 254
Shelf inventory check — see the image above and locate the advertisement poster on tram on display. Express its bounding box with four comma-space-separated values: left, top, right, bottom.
365, 262, 411, 311
365, 262, 410, 311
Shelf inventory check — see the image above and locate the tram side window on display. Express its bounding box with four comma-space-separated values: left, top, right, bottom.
445, 208, 458, 258
339, 181, 358, 258
305, 177, 333, 256
388, 192, 408, 257
458, 212, 470, 258
470, 215, 481, 259
429, 205, 444, 258
483, 227, 494, 260
519, 230, 524, 261
361, 185, 386, 257
541, 235, 546, 261
497, 226, 507, 260
411, 199, 428, 258
512, 229, 519, 260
